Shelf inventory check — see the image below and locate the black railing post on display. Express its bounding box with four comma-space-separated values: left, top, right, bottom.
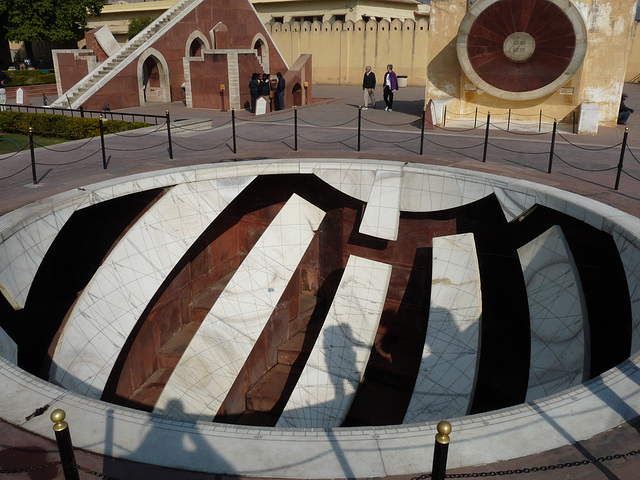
573, 110, 576, 134
79, 106, 84, 118
474, 107, 478, 129
29, 127, 37, 185
420, 107, 426, 155
548, 118, 558, 173
431, 421, 451, 480
615, 128, 629, 190
507, 108, 511, 131
294, 106, 298, 151
231, 109, 237, 154
51, 409, 80, 480
443, 105, 447, 127
357, 106, 362, 152
482, 111, 491, 163
99, 116, 107, 169
166, 110, 173, 159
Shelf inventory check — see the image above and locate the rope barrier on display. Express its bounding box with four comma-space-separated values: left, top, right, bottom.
111, 124, 167, 137
622, 169, 640, 183
489, 123, 551, 136
0, 148, 27, 160
431, 123, 482, 133
627, 145, 640, 165
424, 137, 486, 150
238, 115, 292, 125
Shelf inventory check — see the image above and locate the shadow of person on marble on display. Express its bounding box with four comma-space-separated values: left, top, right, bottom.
102, 399, 234, 479
323, 323, 369, 412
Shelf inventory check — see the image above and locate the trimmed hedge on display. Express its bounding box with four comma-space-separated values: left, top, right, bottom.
1, 70, 56, 87
0, 111, 150, 140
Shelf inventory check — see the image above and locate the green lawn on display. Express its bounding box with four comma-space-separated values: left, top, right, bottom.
0, 133, 67, 155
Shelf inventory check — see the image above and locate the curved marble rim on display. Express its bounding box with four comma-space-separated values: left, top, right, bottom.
456, 0, 588, 101
1, 159, 639, 478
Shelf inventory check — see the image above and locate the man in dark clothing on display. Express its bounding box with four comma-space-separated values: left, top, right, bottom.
362, 66, 376, 110
276, 72, 286, 110
249, 73, 260, 113
618, 93, 634, 125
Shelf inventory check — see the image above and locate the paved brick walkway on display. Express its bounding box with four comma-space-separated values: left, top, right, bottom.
0, 83, 639, 479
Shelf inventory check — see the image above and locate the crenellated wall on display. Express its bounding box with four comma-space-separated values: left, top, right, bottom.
265, 18, 430, 87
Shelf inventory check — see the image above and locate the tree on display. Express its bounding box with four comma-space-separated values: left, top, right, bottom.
128, 16, 155, 40
0, 0, 106, 43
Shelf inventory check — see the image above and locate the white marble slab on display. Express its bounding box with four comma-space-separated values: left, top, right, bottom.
0, 327, 17, 364
403, 233, 481, 423
277, 255, 392, 428
311, 164, 377, 202
50, 177, 255, 397
154, 194, 325, 421
518, 225, 588, 402
612, 230, 640, 353
359, 168, 402, 241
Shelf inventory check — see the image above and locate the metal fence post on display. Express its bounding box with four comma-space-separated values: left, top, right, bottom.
29, 127, 37, 185
99, 116, 107, 169
443, 105, 447, 127
79, 106, 84, 118
548, 118, 557, 173
166, 109, 173, 159
482, 111, 491, 163
507, 108, 511, 131
294, 106, 298, 152
420, 107, 426, 155
231, 108, 237, 154
51, 409, 80, 480
357, 106, 362, 152
432, 421, 452, 480
539, 109, 542, 132
615, 128, 629, 190
474, 107, 478, 129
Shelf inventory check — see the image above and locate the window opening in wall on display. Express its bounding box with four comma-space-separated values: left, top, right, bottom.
362, 15, 370, 23
273, 16, 284, 24
333, 14, 346, 22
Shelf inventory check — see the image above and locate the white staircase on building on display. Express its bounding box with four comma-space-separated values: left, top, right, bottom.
51, 0, 204, 109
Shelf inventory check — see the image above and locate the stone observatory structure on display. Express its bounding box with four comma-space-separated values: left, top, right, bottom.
51, 0, 312, 111
426, 0, 638, 133
1, 159, 640, 477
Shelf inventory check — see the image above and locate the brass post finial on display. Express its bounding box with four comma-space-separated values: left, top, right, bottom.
294, 105, 297, 110
166, 109, 169, 115
29, 127, 33, 132
435, 420, 451, 445
626, 127, 629, 133
50, 409, 68, 432
554, 117, 558, 122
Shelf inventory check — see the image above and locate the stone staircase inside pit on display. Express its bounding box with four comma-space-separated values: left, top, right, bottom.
51, 0, 202, 109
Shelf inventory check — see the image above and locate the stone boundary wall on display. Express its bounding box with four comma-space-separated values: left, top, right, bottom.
265, 18, 430, 87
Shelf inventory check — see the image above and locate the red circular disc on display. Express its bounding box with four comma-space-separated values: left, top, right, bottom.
466, 0, 576, 93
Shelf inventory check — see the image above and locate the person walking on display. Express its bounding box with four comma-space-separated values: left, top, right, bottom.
383, 64, 398, 112
276, 72, 286, 110
249, 73, 260, 113
362, 66, 376, 110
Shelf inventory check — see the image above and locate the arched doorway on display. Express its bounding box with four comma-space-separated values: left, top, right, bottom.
250, 33, 269, 72
189, 38, 205, 57
137, 48, 171, 105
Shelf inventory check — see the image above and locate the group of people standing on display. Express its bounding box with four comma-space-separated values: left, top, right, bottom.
362, 64, 398, 111
249, 72, 286, 114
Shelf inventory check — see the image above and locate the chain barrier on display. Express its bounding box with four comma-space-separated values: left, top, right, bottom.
557, 133, 622, 151
297, 132, 359, 144
361, 116, 417, 127
0, 164, 31, 181
34, 136, 96, 152
111, 123, 167, 137
236, 133, 293, 143
0, 460, 62, 474
554, 153, 618, 172
105, 141, 168, 152
409, 449, 640, 479
239, 115, 292, 125
487, 142, 548, 155
424, 137, 486, 150
490, 123, 551, 136
172, 136, 233, 152
361, 133, 420, 144
627, 145, 640, 165
73, 462, 120, 480
0, 147, 27, 161
622, 169, 640, 183
297, 116, 355, 128
36, 148, 102, 166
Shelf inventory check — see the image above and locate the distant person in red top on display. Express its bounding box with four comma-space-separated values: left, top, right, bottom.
383, 64, 398, 112
618, 93, 634, 125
